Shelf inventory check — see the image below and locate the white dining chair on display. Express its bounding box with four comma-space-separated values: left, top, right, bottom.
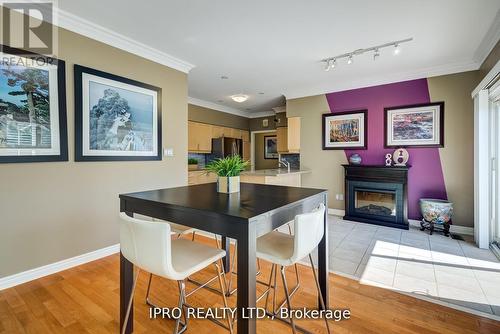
147, 218, 224, 297
256, 203, 330, 334
119, 213, 233, 334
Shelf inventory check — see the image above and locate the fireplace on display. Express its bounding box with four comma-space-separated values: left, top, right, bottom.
343, 165, 409, 229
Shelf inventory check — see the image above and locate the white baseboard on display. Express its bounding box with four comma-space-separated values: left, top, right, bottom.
0, 244, 120, 291
408, 219, 474, 236
328, 208, 345, 216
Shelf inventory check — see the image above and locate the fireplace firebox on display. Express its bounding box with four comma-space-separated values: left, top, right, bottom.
343, 165, 409, 229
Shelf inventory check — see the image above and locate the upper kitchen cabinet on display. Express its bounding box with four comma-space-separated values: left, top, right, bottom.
188, 121, 212, 153
276, 117, 300, 153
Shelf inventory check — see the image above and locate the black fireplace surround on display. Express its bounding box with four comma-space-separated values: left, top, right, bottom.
343, 165, 409, 229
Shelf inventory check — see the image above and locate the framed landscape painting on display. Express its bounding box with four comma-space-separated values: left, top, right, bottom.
264, 135, 278, 159
384, 102, 444, 148
0, 45, 68, 163
322, 110, 367, 150
74, 65, 162, 161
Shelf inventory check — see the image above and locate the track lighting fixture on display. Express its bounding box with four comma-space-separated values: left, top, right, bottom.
321, 37, 412, 70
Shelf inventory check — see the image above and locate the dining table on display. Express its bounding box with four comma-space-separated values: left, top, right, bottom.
119, 182, 329, 334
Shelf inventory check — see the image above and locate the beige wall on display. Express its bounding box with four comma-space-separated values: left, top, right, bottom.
249, 115, 277, 131
428, 71, 479, 227
479, 40, 500, 81
254, 131, 278, 169
188, 104, 249, 130
287, 95, 348, 210
0, 27, 188, 277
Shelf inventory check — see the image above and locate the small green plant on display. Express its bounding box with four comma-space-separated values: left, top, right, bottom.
188, 158, 199, 165
205, 155, 249, 177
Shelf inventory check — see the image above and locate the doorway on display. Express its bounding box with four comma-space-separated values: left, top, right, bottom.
250, 130, 277, 170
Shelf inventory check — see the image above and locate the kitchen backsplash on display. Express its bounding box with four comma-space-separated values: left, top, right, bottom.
188, 153, 208, 168
280, 153, 300, 169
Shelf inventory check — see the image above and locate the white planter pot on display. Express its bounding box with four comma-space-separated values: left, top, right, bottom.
217, 176, 240, 193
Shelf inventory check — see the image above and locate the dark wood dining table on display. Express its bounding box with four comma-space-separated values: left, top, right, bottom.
119, 182, 329, 334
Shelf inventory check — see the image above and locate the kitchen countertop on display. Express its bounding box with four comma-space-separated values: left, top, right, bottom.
241, 168, 311, 176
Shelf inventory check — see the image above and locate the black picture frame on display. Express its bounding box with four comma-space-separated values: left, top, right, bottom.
0, 44, 68, 163
74, 64, 162, 161
384, 102, 444, 148
264, 135, 278, 159
322, 110, 368, 150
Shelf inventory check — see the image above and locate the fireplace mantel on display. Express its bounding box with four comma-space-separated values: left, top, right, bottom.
343, 165, 410, 229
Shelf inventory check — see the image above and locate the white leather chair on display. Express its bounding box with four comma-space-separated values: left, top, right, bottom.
119, 213, 233, 334
256, 204, 330, 334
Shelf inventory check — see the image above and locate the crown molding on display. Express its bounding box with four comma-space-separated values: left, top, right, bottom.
53, 8, 195, 73
188, 97, 250, 118
285, 59, 480, 100
247, 111, 275, 118
474, 9, 500, 66
272, 106, 286, 113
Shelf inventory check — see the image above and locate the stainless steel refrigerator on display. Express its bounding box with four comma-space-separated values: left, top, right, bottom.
211, 137, 243, 158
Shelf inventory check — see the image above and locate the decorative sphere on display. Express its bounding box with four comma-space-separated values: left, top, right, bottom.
349, 153, 362, 165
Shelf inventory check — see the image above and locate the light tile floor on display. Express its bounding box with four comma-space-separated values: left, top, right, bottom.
322, 215, 500, 318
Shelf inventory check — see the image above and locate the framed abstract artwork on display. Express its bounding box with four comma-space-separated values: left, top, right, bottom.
322, 110, 367, 150
264, 135, 278, 159
384, 102, 444, 148
74, 65, 162, 161
0, 45, 68, 163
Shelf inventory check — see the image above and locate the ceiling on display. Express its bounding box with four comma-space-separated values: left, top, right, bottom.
58, 0, 500, 116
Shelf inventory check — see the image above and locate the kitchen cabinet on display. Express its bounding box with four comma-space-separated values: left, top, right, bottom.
276, 127, 288, 153
188, 170, 217, 185
188, 121, 251, 154
188, 121, 212, 153
243, 141, 250, 161
276, 117, 300, 153
287, 117, 300, 153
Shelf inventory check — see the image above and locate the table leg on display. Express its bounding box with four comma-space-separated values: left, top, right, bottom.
237, 224, 257, 334
120, 251, 134, 334
221, 236, 231, 273
317, 194, 330, 309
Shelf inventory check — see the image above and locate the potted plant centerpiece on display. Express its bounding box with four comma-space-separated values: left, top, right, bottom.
206, 155, 249, 193
188, 158, 199, 171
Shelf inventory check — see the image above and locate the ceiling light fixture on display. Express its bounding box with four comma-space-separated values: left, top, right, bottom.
231, 94, 249, 103
321, 37, 412, 70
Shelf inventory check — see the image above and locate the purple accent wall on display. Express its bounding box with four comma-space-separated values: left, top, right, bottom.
325, 79, 447, 220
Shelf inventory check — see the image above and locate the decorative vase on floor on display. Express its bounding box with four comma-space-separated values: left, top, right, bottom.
217, 176, 240, 193
419, 198, 454, 236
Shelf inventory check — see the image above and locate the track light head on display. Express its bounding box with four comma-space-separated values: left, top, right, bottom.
347, 55, 353, 64
373, 49, 380, 61
394, 43, 401, 55
324, 60, 331, 71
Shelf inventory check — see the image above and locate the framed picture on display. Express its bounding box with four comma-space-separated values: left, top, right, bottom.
74, 65, 162, 161
384, 102, 444, 148
264, 135, 278, 159
322, 110, 367, 150
0, 45, 68, 163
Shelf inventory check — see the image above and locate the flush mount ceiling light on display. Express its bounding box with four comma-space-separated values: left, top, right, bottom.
231, 94, 249, 103
322, 38, 412, 71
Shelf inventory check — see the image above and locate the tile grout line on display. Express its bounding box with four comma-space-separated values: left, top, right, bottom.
458, 239, 495, 315
391, 229, 403, 287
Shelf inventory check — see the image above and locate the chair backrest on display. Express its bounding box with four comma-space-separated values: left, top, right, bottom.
291, 203, 326, 263
119, 213, 174, 278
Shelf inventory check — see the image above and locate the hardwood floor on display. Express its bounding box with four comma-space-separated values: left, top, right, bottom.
1, 235, 499, 334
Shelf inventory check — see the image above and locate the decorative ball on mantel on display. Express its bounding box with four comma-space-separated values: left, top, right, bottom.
393, 148, 409, 166
349, 153, 362, 165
